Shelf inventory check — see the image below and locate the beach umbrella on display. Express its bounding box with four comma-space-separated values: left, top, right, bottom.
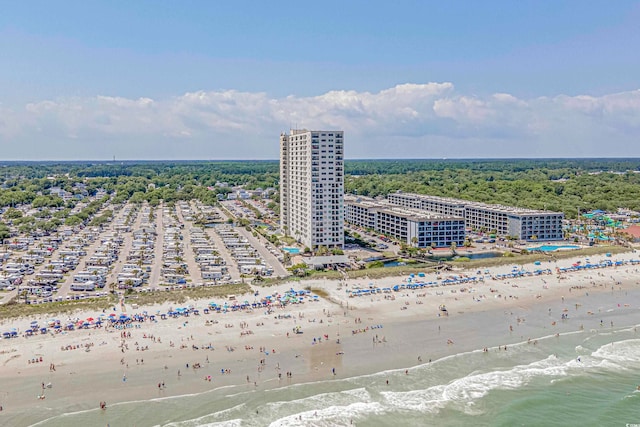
86, 317, 94, 322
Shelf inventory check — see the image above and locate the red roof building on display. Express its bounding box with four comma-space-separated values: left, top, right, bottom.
621, 225, 640, 242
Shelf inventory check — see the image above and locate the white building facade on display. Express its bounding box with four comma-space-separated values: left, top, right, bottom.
280, 129, 344, 250
387, 192, 564, 241
345, 195, 466, 248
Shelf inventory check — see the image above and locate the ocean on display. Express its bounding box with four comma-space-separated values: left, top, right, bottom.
30, 326, 640, 427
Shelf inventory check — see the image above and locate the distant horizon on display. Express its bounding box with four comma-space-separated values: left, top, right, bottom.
2, 157, 640, 164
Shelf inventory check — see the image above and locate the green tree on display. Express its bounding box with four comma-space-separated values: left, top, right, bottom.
4, 208, 23, 220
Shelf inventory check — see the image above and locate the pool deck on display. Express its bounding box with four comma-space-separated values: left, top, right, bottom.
282, 247, 301, 254
527, 244, 582, 252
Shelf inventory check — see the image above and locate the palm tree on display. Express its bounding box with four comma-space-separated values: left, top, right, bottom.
20, 289, 29, 304
411, 236, 418, 248
450, 242, 457, 256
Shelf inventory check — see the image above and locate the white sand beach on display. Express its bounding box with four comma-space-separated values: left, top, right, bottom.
1, 250, 640, 425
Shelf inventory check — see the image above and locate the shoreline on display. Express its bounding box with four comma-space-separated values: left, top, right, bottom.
1, 251, 640, 425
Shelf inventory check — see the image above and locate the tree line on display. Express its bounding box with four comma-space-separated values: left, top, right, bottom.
2, 159, 640, 219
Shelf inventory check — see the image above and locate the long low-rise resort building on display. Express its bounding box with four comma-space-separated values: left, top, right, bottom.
386, 192, 564, 241
344, 195, 466, 248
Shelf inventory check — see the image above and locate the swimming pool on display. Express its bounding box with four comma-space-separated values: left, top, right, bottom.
282, 247, 300, 254
530, 245, 580, 252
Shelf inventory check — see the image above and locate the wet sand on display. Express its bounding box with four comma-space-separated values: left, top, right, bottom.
1, 251, 640, 426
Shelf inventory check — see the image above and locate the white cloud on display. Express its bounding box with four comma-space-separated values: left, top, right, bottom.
1, 83, 639, 159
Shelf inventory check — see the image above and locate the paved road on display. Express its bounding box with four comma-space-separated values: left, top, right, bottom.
107, 204, 144, 288
213, 203, 289, 278
175, 203, 204, 284
234, 225, 289, 278
201, 207, 242, 282
346, 225, 401, 255
55, 202, 125, 298
148, 203, 164, 290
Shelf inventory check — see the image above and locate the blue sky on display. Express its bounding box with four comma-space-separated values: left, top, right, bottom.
1, 1, 639, 160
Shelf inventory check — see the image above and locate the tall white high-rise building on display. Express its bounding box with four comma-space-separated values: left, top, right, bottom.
280, 129, 344, 251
